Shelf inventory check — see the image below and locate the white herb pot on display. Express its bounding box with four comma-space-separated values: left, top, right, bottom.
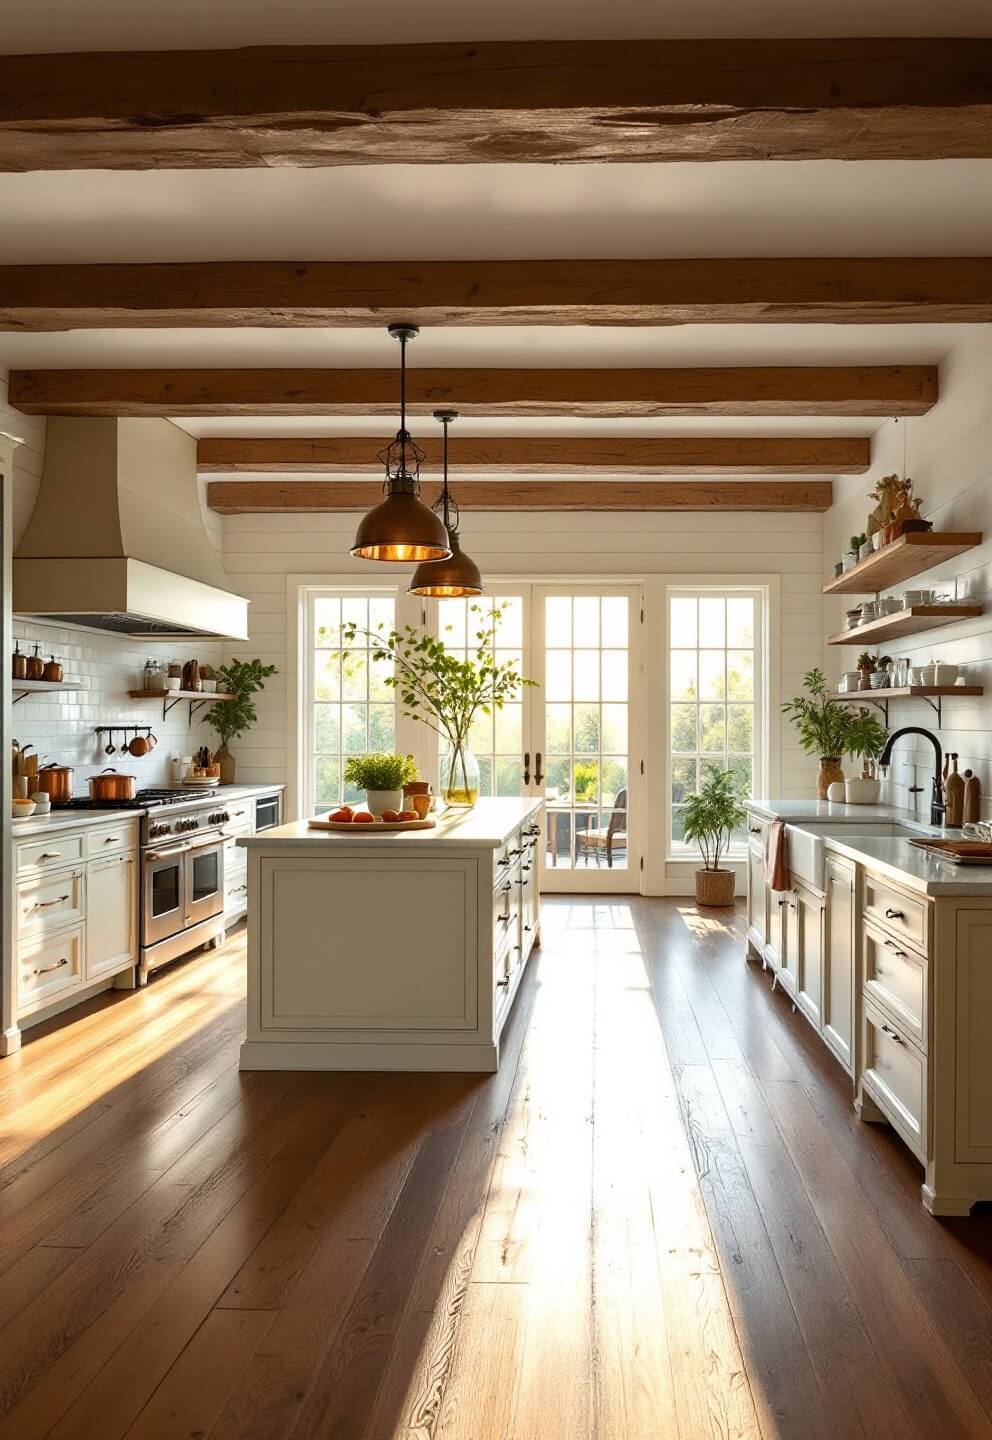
365, 788, 404, 816
845, 777, 881, 805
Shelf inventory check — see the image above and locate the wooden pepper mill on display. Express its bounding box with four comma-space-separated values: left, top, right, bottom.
945, 754, 965, 828
963, 769, 982, 826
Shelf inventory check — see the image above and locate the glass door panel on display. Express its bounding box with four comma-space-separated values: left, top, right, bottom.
533, 587, 639, 893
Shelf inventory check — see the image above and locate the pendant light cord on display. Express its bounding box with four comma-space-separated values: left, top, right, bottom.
440, 413, 451, 530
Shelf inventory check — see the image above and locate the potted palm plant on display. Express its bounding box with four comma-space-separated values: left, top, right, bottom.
202, 657, 277, 784
682, 768, 747, 907
782, 668, 853, 799
339, 605, 534, 808
343, 752, 418, 816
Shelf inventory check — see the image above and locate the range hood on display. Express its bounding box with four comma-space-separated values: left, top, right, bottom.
14, 417, 249, 640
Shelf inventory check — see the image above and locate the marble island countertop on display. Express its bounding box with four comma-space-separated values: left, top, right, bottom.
747, 798, 992, 896
239, 796, 543, 851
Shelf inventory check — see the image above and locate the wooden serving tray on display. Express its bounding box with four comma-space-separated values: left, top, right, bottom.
909, 838, 992, 865
308, 816, 436, 833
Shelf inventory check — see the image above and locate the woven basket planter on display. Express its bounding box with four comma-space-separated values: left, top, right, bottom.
694, 867, 736, 907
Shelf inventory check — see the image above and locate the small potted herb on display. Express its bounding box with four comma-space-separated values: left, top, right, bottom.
856, 651, 876, 690
844, 709, 889, 804
782, 668, 853, 798
203, 657, 277, 783
857, 532, 872, 561
681, 768, 748, 907
343, 752, 418, 816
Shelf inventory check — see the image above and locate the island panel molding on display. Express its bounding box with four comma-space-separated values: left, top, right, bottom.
3, 40, 992, 168
207, 479, 834, 514
9, 366, 939, 419
197, 435, 868, 476
4, 260, 992, 329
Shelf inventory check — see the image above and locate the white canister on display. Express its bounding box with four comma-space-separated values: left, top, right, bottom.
920, 664, 938, 686
934, 662, 958, 685
845, 777, 881, 805
170, 755, 183, 784
826, 781, 847, 802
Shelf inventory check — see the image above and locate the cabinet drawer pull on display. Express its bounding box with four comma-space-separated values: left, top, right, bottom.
881, 1022, 906, 1046
38, 851, 62, 862
103, 835, 121, 843
524, 924, 532, 932
496, 977, 509, 989
748, 825, 763, 835
501, 882, 512, 892
884, 907, 905, 920
32, 957, 69, 976
497, 913, 511, 925
882, 940, 908, 958
777, 897, 788, 907
31, 894, 71, 910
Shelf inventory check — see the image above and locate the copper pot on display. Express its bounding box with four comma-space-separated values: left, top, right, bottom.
42, 656, 63, 683
88, 768, 137, 802
37, 763, 74, 802
11, 644, 27, 681
26, 646, 44, 681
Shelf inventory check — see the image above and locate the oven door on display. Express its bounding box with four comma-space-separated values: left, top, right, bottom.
144, 845, 187, 947
184, 838, 225, 928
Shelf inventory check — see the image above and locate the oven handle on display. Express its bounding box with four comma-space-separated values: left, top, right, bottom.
146, 832, 230, 863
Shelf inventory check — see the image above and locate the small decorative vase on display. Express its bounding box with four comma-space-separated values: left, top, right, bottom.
214, 745, 236, 784
441, 741, 480, 808
365, 788, 404, 817
817, 757, 844, 800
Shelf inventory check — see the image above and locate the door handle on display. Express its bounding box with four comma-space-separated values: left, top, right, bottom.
534, 752, 544, 786
523, 751, 531, 785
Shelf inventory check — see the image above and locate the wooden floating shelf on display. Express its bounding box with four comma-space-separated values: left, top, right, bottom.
12, 679, 83, 704
823, 532, 983, 595
826, 605, 984, 647
828, 686, 983, 702
128, 688, 235, 722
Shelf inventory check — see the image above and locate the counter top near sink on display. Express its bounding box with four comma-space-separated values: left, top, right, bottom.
747, 799, 923, 825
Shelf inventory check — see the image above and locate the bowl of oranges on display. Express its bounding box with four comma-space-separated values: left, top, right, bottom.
309, 797, 434, 832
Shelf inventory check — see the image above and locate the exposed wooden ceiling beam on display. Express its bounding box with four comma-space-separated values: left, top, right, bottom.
2, 259, 991, 329
196, 435, 869, 476
3, 40, 991, 169
8, 367, 937, 419
207, 479, 834, 514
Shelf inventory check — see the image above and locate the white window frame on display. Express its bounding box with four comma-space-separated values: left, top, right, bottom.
287, 576, 426, 821
660, 579, 777, 865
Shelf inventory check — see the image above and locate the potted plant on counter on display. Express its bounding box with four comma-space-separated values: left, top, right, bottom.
343, 752, 418, 816
681, 768, 747, 907
339, 605, 534, 809
844, 709, 889, 804
203, 657, 277, 784
782, 668, 853, 800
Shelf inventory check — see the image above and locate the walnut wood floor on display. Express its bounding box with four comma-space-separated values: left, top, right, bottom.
3, 900, 992, 1439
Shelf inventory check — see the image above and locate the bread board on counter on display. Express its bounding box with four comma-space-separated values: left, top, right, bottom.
909, 838, 992, 865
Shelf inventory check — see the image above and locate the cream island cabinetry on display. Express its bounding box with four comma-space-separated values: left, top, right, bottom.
238, 798, 543, 1073
13, 814, 140, 1025
747, 800, 992, 1216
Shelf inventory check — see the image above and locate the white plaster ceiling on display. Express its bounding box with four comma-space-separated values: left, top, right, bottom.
2, 163, 992, 264
3, 0, 990, 50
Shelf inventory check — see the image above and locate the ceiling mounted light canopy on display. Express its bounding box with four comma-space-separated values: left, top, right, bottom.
351, 324, 451, 563
409, 410, 484, 598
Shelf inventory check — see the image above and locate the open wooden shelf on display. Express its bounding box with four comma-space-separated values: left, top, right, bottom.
129, 688, 234, 722
12, 679, 83, 705
822, 532, 983, 595
826, 605, 983, 647
828, 686, 983, 702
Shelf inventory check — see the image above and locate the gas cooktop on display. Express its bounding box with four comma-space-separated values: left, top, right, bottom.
51, 788, 208, 811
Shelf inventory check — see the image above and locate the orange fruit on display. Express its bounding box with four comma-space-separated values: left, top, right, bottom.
381, 809, 401, 822
352, 811, 375, 824
328, 808, 352, 822
399, 810, 419, 822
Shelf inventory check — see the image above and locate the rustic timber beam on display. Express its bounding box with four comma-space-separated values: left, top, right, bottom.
2, 40, 992, 169
196, 435, 869, 476
3, 260, 992, 329
207, 479, 834, 514
8, 368, 937, 419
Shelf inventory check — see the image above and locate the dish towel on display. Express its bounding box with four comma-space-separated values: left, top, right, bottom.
764, 820, 790, 892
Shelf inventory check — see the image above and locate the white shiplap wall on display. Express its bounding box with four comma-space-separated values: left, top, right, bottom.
825, 325, 992, 822
221, 508, 825, 797
2, 374, 222, 788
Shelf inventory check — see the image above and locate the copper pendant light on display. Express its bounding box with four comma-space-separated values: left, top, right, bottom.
409, 410, 484, 597
351, 325, 452, 563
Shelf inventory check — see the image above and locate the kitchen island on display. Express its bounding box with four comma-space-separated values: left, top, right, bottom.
238, 797, 543, 1073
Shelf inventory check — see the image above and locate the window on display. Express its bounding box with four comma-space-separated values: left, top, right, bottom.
436, 594, 525, 797
305, 590, 398, 815
668, 588, 763, 856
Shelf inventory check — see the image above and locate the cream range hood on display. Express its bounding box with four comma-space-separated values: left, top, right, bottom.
14, 417, 249, 640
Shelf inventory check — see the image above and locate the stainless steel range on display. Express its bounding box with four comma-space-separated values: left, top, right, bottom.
139, 793, 233, 982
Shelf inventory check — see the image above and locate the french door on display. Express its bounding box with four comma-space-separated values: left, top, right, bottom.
434, 584, 642, 893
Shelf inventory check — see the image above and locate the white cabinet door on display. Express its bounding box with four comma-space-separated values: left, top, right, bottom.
747, 842, 768, 950
796, 884, 824, 1028
86, 853, 137, 981
779, 892, 800, 998
823, 854, 856, 1073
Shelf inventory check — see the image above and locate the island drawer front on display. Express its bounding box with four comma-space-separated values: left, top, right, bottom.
18, 925, 84, 1013
862, 873, 929, 957
16, 833, 86, 876
17, 866, 85, 937
862, 921, 928, 1051
85, 821, 140, 859
747, 814, 769, 853
862, 996, 927, 1162
493, 876, 519, 947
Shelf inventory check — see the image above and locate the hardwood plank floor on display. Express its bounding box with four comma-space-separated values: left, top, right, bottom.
2, 900, 992, 1438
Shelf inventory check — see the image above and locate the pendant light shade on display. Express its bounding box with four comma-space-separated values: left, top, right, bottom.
351, 325, 451, 563
410, 410, 485, 597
